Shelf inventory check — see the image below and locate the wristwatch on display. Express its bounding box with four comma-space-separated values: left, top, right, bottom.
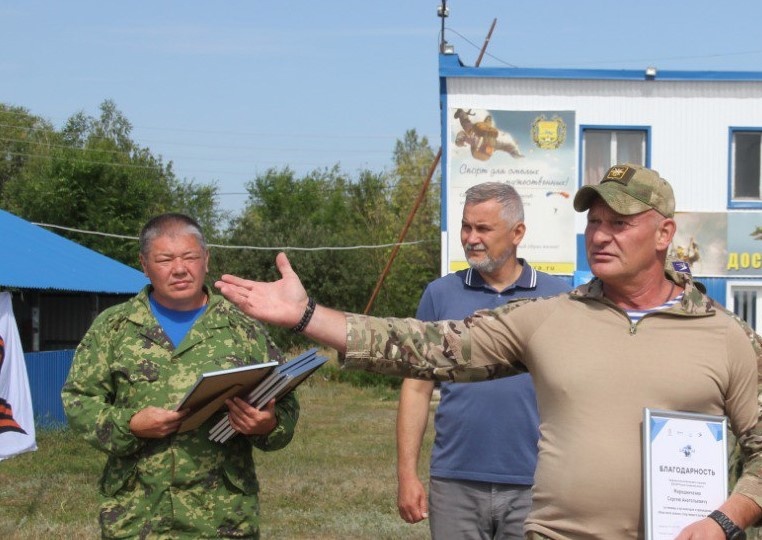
708, 510, 747, 540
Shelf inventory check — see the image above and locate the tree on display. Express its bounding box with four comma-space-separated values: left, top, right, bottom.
2, 100, 222, 266
215, 166, 383, 347
370, 129, 440, 317
217, 130, 441, 348
0, 104, 55, 198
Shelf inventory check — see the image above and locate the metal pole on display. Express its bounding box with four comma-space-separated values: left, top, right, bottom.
363, 148, 441, 314
363, 19, 497, 314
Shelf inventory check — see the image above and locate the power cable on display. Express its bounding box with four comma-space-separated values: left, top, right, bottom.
445, 25, 762, 69
32, 221, 433, 251
0, 147, 439, 187
0, 113, 414, 142
0, 131, 397, 157
3, 150, 164, 171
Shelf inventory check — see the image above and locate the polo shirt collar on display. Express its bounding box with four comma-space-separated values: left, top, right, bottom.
462, 258, 537, 293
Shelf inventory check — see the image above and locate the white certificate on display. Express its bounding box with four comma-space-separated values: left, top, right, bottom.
643, 408, 728, 539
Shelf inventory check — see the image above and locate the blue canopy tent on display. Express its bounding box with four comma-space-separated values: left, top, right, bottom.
0, 209, 149, 426
0, 209, 148, 293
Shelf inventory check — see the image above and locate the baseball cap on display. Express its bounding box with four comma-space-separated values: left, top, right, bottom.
573, 163, 675, 218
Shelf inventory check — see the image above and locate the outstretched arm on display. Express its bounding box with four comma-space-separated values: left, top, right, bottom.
215, 252, 349, 352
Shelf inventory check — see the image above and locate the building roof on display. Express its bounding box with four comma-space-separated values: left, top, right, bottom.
0, 209, 148, 293
439, 52, 762, 82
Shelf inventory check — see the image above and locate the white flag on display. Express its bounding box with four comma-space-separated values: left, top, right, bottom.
0, 291, 37, 460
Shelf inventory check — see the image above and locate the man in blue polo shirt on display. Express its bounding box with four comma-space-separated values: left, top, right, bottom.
396, 182, 570, 539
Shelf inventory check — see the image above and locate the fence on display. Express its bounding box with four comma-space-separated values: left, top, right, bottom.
24, 349, 74, 429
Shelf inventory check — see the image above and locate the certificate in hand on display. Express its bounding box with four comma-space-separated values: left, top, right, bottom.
208, 348, 328, 443
174, 361, 278, 433
643, 408, 728, 539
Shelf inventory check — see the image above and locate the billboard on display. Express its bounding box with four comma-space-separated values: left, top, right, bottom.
670, 212, 762, 277
445, 108, 576, 274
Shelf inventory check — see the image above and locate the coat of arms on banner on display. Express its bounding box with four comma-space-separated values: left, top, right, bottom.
531, 115, 567, 150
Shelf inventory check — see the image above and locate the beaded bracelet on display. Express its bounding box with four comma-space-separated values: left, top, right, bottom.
290, 297, 316, 333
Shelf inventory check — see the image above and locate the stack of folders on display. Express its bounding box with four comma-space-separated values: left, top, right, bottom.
208, 347, 328, 443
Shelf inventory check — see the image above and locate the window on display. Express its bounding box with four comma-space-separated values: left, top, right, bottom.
730, 130, 762, 202
581, 128, 648, 186
728, 283, 762, 333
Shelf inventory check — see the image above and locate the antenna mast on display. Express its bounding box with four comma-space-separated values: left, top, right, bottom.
363, 14, 499, 315
438, 0, 449, 53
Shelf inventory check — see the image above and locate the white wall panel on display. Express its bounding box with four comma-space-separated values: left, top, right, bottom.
447, 77, 762, 223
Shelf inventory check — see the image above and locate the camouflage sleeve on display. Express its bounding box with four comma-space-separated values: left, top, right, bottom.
341, 311, 525, 382
729, 413, 762, 509
729, 325, 762, 513
61, 317, 145, 457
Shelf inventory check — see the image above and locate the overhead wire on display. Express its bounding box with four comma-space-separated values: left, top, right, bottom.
0, 105, 439, 187
2, 150, 165, 171
0, 129, 438, 183
0, 147, 439, 195
0, 129, 396, 157
0, 131, 441, 191
0, 136, 379, 162
32, 221, 434, 251
445, 25, 762, 69
0, 109, 406, 140
0, 93, 441, 210
445, 27, 517, 67
547, 49, 762, 68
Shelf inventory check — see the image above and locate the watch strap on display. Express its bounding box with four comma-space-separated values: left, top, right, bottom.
708, 510, 746, 540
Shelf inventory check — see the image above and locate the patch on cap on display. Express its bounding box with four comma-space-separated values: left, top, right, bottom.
602, 165, 638, 185
573, 163, 675, 217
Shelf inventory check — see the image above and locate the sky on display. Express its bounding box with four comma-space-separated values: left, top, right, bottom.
3, 0, 762, 216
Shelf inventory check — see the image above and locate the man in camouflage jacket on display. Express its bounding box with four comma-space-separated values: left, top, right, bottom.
216, 165, 762, 539
62, 213, 299, 539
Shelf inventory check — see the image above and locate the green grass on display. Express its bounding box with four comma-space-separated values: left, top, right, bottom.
0, 429, 103, 539
0, 365, 434, 539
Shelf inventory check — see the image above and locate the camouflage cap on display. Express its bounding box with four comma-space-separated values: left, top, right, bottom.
573, 163, 675, 218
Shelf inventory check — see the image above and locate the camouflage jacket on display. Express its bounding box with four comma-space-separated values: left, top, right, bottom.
62, 286, 299, 539
343, 272, 762, 538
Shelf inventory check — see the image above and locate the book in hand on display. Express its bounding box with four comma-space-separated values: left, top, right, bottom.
208, 348, 328, 443
174, 361, 279, 433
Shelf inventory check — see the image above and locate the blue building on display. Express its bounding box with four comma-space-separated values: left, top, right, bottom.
0, 208, 147, 350
438, 52, 762, 332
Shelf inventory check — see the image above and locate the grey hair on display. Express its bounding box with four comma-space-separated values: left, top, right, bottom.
139, 213, 207, 256
464, 182, 524, 224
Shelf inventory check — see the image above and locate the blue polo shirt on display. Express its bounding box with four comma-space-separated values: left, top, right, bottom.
418, 260, 570, 485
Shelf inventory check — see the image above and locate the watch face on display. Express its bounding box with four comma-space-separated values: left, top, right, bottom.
729, 531, 746, 540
